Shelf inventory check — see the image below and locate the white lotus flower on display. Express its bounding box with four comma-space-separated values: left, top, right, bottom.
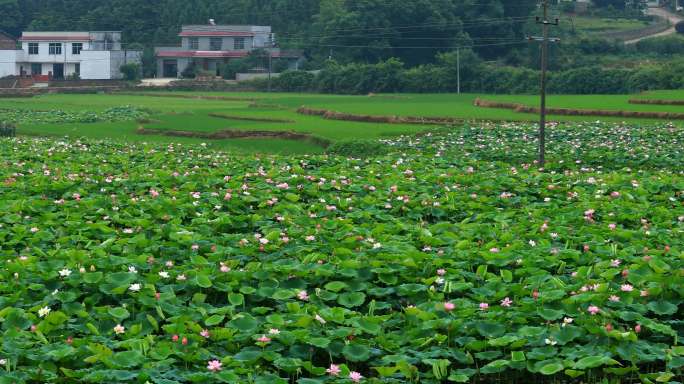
58, 268, 72, 277
38, 306, 51, 318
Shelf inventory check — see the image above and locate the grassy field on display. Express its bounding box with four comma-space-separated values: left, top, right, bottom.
568, 16, 650, 34
1, 90, 683, 154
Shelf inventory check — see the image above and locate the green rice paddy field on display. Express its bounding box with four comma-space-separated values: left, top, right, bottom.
2, 90, 684, 154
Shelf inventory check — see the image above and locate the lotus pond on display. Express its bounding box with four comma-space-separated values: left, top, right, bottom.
0, 122, 682, 384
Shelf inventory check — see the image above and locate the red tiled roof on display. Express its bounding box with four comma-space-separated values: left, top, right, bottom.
157, 50, 251, 58
179, 31, 255, 37
20, 36, 91, 41
157, 50, 300, 59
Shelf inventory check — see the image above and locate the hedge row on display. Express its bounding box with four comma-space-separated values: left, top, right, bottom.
258, 59, 684, 95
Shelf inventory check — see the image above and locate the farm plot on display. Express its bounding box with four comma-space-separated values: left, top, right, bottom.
0, 122, 682, 383
2, 92, 684, 156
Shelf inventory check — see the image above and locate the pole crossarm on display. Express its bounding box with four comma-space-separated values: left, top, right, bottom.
527, 37, 561, 43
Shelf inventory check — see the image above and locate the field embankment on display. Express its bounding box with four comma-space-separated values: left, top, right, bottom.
474, 97, 684, 120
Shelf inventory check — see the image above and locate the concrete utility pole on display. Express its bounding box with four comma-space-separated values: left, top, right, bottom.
529, 0, 559, 168
267, 33, 275, 93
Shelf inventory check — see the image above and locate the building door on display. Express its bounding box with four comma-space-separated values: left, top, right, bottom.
163, 60, 178, 78
31, 63, 42, 75
53, 63, 64, 79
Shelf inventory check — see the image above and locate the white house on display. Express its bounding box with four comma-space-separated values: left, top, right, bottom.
0, 31, 141, 80
155, 24, 301, 78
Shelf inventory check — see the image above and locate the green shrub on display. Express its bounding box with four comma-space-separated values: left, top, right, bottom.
119, 63, 141, 81
221, 59, 251, 80
272, 70, 315, 92
181, 62, 197, 79
635, 35, 684, 54
315, 58, 405, 94
550, 66, 630, 94
676, 21, 684, 34
402, 65, 450, 93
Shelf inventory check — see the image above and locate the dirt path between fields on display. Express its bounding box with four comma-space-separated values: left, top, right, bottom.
626, 7, 682, 44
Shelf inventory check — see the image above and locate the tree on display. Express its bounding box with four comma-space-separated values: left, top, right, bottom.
592, 0, 627, 9
676, 21, 684, 34
120, 63, 141, 80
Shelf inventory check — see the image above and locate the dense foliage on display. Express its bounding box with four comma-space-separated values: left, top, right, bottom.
0, 122, 682, 383
0, 0, 538, 66
120, 64, 142, 82
257, 58, 684, 94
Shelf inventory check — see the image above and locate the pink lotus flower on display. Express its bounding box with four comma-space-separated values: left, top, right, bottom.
620, 284, 634, 292
326, 364, 341, 376
207, 360, 222, 372
257, 335, 271, 343
610, 191, 620, 198
479, 303, 489, 311
635, 324, 642, 333
640, 290, 649, 297
444, 302, 455, 312
609, 295, 620, 302
588, 305, 600, 315
489, 247, 500, 253
610, 259, 621, 267
608, 223, 617, 231
349, 371, 363, 383
149, 189, 159, 198
191, 244, 199, 251
500, 297, 512, 307
297, 291, 309, 301
436, 269, 446, 276
200, 329, 210, 338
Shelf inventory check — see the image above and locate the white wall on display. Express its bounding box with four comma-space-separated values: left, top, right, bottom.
0, 50, 19, 77
20, 41, 91, 63
80, 51, 111, 79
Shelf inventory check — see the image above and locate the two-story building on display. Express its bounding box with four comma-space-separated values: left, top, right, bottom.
0, 31, 141, 80
155, 24, 301, 78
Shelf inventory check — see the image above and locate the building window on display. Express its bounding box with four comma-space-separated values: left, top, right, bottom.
31, 63, 42, 75
49, 43, 62, 55
189, 38, 199, 50
234, 37, 245, 50
210, 37, 222, 51
28, 42, 39, 55
75, 63, 80, 75
72, 43, 83, 55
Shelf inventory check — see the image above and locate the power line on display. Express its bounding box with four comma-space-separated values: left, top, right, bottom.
273, 41, 529, 50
